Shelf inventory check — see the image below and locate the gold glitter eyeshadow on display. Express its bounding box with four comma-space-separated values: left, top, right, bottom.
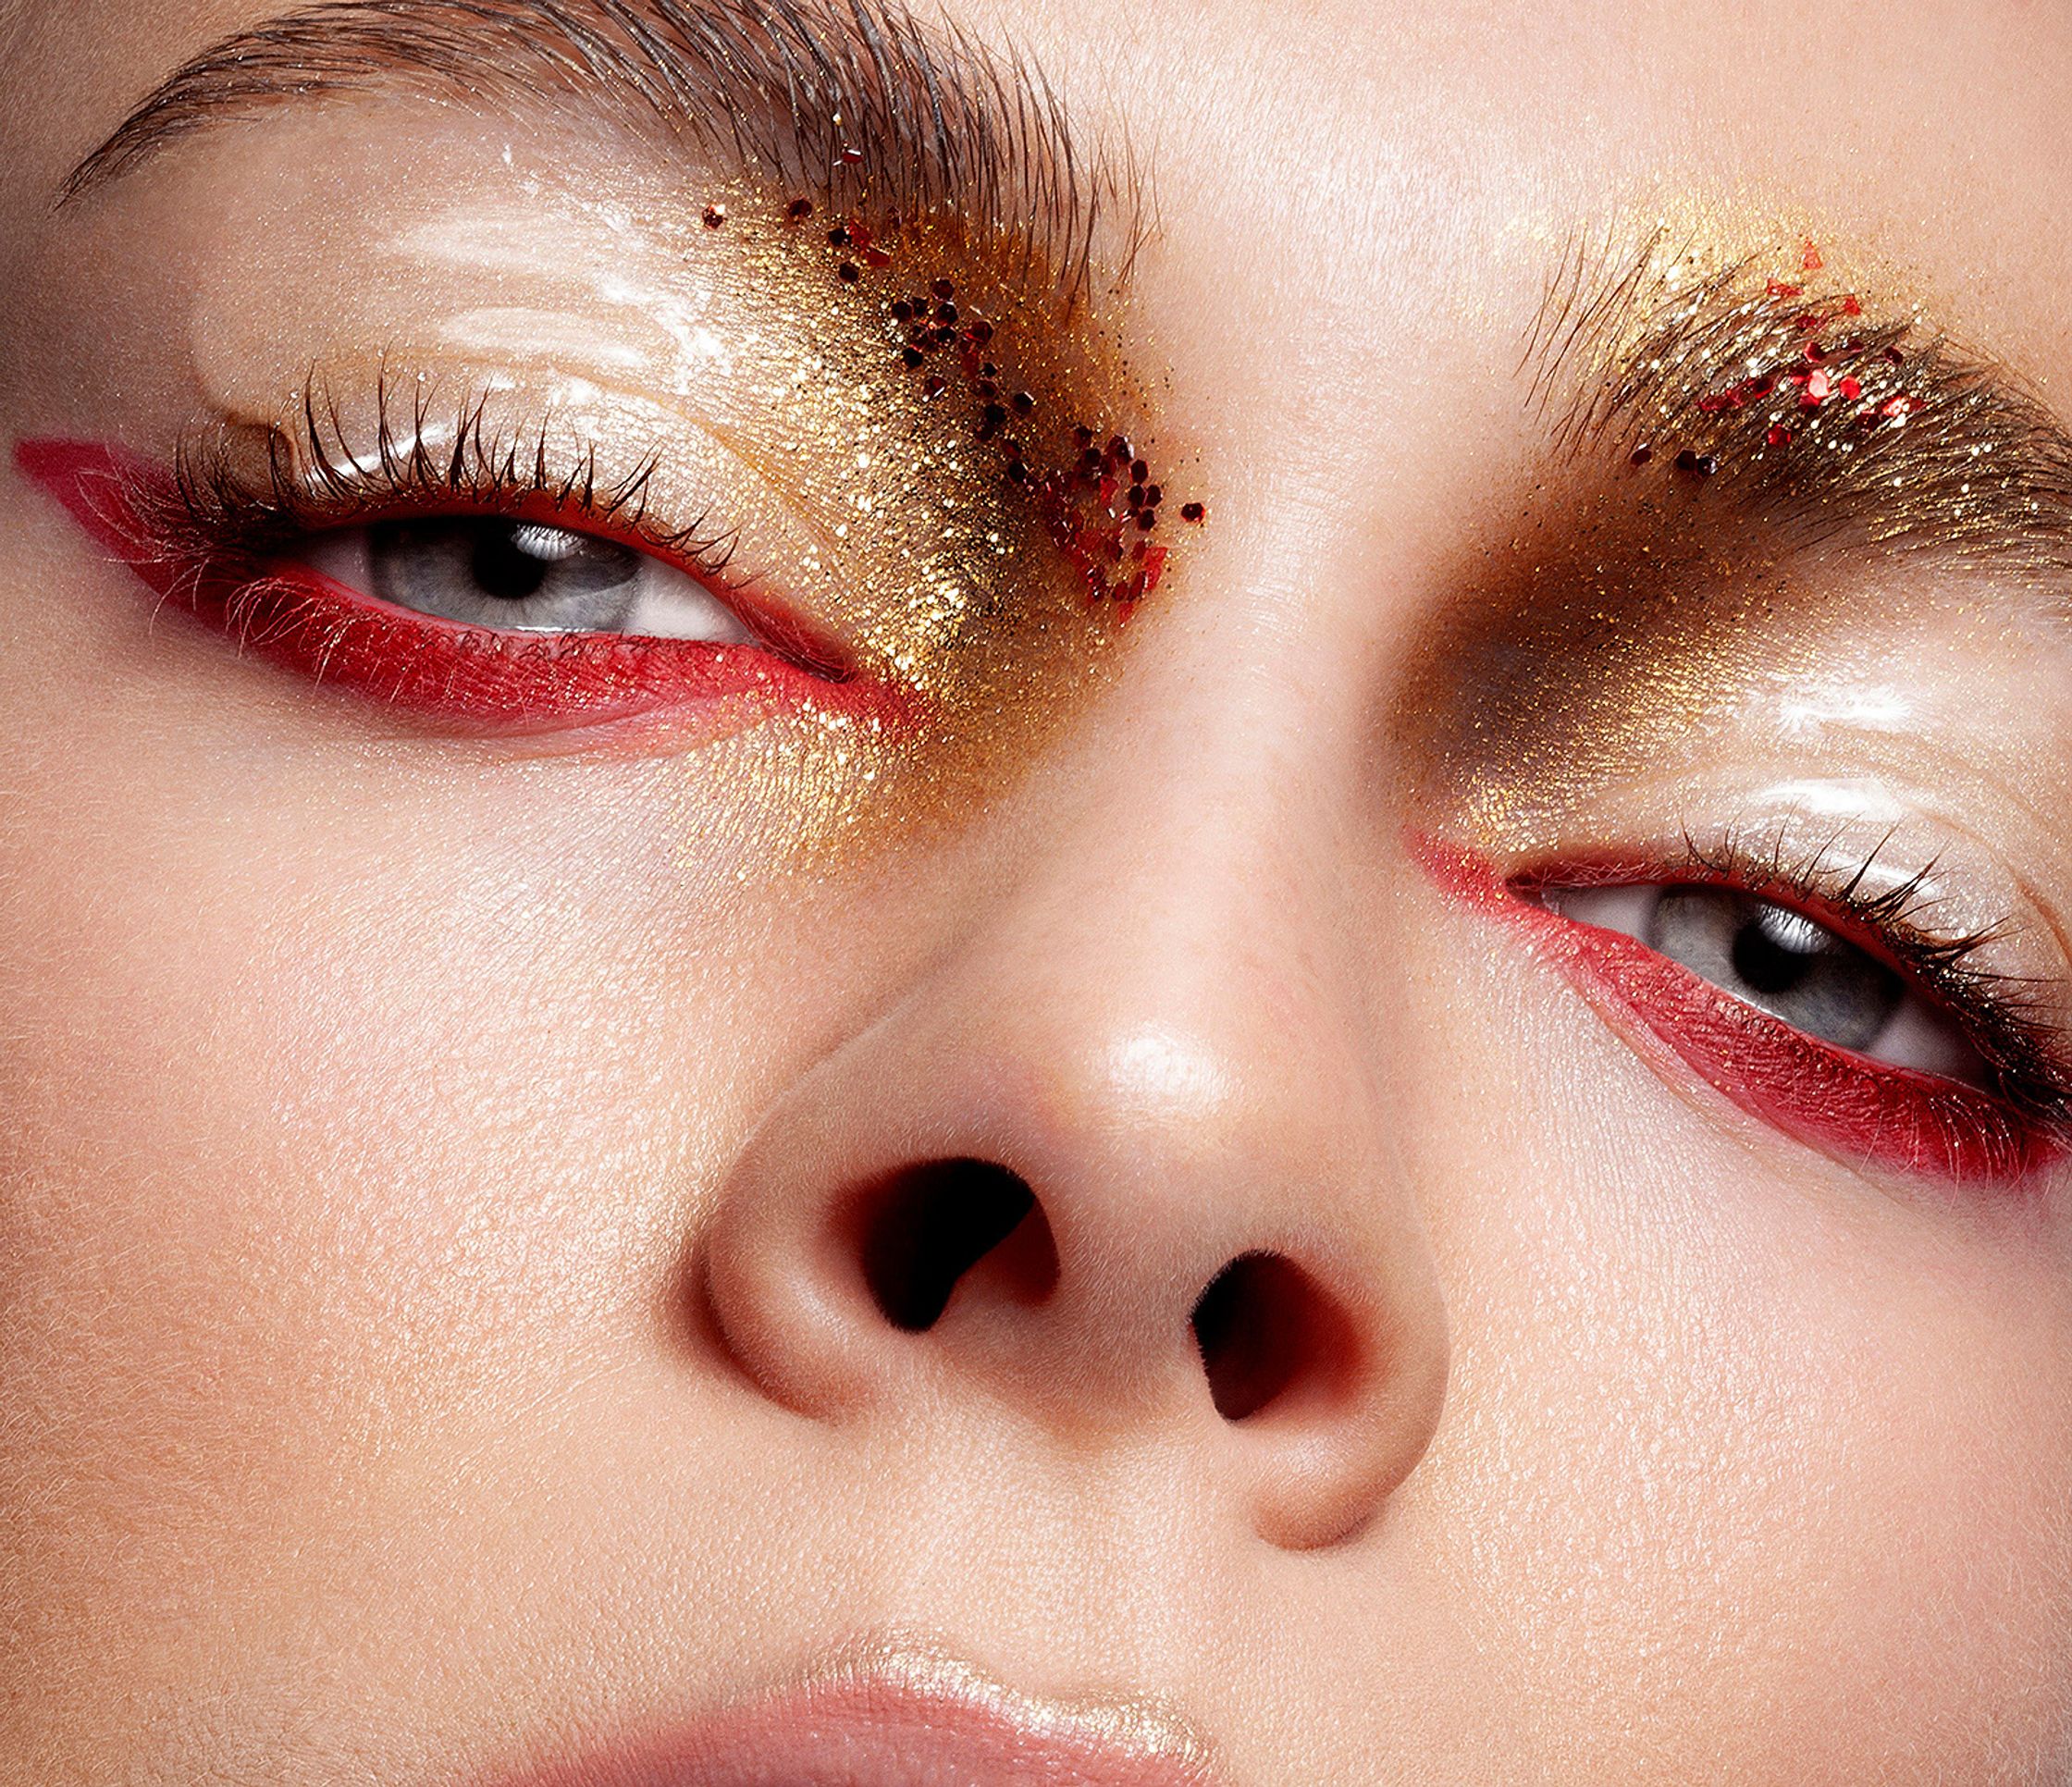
1396, 208, 2072, 852
676, 180, 1202, 877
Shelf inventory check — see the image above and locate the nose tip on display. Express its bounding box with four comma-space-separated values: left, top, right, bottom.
697, 1004, 1450, 1551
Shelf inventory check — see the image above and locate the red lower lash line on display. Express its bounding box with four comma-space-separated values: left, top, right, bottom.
1414, 835, 2064, 1185
17, 438, 919, 736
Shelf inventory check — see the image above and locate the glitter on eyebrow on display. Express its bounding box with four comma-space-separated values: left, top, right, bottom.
1524, 217, 2072, 577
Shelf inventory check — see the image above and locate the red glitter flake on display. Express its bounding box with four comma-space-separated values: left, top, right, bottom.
1140, 545, 1169, 590
840, 145, 866, 164
1801, 368, 1833, 406
1767, 279, 1804, 300
1801, 240, 1824, 272
1180, 501, 1208, 523
1766, 424, 1793, 448
837, 261, 860, 283
1842, 294, 1863, 316
919, 373, 947, 401
933, 277, 956, 301
786, 197, 814, 221
1882, 344, 1906, 365
865, 248, 892, 268
1838, 376, 1863, 400
1880, 393, 1921, 419
702, 204, 728, 228
1629, 443, 1653, 467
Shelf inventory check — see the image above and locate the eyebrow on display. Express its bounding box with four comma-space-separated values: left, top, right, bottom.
61, 0, 1138, 299
1524, 224, 2072, 585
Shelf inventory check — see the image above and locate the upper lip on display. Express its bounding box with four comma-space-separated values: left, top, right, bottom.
483, 1637, 1223, 1787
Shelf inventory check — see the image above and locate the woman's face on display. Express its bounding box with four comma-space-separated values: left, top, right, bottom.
4, 1, 2069, 1781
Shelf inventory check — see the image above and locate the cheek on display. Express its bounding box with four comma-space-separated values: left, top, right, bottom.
1398, 948, 2072, 1778
0, 654, 917, 1696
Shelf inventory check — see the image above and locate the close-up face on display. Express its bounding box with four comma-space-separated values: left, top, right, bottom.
3, 2, 2070, 1781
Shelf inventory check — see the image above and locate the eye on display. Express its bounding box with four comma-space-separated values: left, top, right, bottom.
1543, 881, 1987, 1084
298, 517, 757, 643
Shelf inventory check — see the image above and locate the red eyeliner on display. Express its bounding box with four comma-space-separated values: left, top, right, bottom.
1417, 837, 2060, 1183
16, 439, 916, 737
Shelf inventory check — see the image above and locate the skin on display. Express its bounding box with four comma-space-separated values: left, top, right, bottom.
3, 0, 2071, 1781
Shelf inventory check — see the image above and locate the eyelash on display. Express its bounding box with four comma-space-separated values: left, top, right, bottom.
1449, 829, 2072, 1183
181, 380, 725, 576
20, 387, 905, 736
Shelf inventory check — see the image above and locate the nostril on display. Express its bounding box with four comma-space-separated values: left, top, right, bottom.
856, 1158, 1059, 1332
1191, 1252, 1352, 1422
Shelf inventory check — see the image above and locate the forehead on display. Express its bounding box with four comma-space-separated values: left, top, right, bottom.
6, 0, 2069, 442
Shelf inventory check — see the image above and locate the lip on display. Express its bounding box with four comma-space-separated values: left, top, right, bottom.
485, 1642, 1222, 1787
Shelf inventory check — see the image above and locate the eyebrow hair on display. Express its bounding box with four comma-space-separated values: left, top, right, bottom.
61, 0, 1140, 299
1524, 223, 2072, 583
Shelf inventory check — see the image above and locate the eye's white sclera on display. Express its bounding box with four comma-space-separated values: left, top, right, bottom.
1544, 882, 1987, 1083
297, 519, 756, 644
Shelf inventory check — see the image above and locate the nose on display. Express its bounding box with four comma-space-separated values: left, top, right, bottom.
699, 750, 1451, 1551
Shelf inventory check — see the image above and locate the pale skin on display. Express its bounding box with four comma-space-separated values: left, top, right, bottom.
3, 1, 2070, 1782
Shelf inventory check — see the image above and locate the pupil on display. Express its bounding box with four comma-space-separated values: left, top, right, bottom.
1729, 902, 1826, 996
469, 522, 556, 602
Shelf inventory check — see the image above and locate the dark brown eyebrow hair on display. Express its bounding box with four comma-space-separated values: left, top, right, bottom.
62, 0, 1141, 300
1524, 223, 2072, 583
